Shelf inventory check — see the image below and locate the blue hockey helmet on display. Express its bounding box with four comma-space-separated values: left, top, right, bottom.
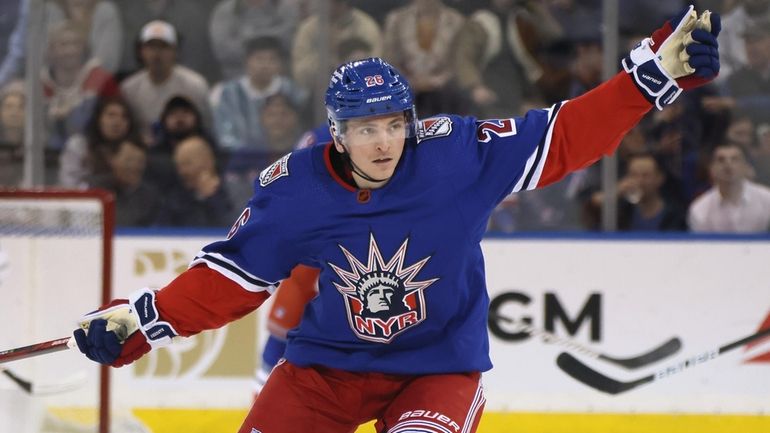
325, 57, 417, 142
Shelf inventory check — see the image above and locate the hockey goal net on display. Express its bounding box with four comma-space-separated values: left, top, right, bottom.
0, 189, 113, 433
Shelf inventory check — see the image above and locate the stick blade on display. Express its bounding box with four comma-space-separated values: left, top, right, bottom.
556, 352, 653, 395
599, 337, 682, 369
1, 369, 32, 392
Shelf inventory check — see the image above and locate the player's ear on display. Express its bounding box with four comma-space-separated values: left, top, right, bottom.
332, 132, 346, 154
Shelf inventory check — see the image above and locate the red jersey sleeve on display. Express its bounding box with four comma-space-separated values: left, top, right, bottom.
538, 71, 652, 187
155, 265, 270, 336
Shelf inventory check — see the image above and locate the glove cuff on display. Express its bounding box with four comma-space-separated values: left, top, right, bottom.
128, 288, 178, 350
623, 39, 682, 110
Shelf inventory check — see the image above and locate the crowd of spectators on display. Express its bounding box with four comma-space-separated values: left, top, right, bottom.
1, 0, 769, 234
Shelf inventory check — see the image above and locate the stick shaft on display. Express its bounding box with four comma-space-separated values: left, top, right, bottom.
0, 337, 74, 365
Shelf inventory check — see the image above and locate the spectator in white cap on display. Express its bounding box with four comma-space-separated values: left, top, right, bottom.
117, 0, 219, 82
120, 20, 211, 144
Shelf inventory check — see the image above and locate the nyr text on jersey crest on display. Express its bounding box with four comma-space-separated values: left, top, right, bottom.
329, 234, 439, 343
417, 117, 452, 141
259, 153, 291, 187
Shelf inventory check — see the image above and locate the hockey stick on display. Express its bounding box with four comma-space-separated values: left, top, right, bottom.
0, 336, 76, 365
491, 313, 682, 369
1, 367, 87, 395
557, 325, 770, 395
1, 368, 32, 392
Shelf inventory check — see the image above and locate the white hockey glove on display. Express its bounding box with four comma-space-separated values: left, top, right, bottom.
622, 5, 721, 110
73, 288, 178, 367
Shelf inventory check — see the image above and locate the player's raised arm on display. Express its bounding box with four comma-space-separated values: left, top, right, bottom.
537, 5, 720, 188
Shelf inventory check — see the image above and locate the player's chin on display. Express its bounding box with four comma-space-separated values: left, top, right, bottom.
369, 161, 396, 175
372, 166, 396, 179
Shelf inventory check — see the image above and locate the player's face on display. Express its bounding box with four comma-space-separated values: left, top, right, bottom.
336, 112, 407, 189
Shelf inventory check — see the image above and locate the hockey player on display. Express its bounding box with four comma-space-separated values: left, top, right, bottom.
73, 7, 720, 433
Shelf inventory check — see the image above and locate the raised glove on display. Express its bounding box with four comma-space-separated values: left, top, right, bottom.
73, 288, 178, 367
622, 5, 721, 110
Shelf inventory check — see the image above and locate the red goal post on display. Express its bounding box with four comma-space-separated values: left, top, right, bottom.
0, 188, 114, 433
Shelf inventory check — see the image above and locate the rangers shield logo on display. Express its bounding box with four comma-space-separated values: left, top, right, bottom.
416, 116, 452, 142
259, 153, 291, 187
329, 234, 439, 343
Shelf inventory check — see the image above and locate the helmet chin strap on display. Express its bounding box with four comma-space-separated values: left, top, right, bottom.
341, 147, 390, 185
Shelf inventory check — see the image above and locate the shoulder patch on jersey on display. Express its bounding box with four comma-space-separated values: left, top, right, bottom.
259, 153, 291, 187
417, 117, 453, 142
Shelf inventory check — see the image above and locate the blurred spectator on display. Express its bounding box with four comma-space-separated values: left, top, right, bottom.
0, 0, 27, 87
42, 20, 120, 150
618, 0, 688, 37
726, 113, 756, 149
487, 200, 520, 233
725, 20, 770, 124
547, 0, 601, 41
0, 80, 24, 186
699, 0, 729, 13
224, 93, 303, 209
583, 153, 687, 231
688, 143, 770, 232
383, 0, 465, 116
209, 0, 299, 80
88, 138, 161, 226
621, 153, 687, 231
0, 81, 24, 149
704, 19, 770, 125
260, 93, 302, 155
502, 169, 590, 232
156, 135, 233, 227
497, 20, 603, 232
718, 0, 770, 82
146, 95, 213, 190
46, 0, 124, 72
455, 0, 563, 118
292, 0, 382, 107
336, 36, 374, 63
754, 123, 770, 186
115, 0, 219, 82
643, 98, 705, 204
567, 36, 603, 97
211, 36, 307, 152
349, 0, 409, 25
120, 20, 211, 141
59, 96, 140, 188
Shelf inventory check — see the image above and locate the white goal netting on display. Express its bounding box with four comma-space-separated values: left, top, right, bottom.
0, 190, 113, 433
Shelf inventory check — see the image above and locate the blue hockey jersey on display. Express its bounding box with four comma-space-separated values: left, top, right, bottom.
156, 72, 651, 374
